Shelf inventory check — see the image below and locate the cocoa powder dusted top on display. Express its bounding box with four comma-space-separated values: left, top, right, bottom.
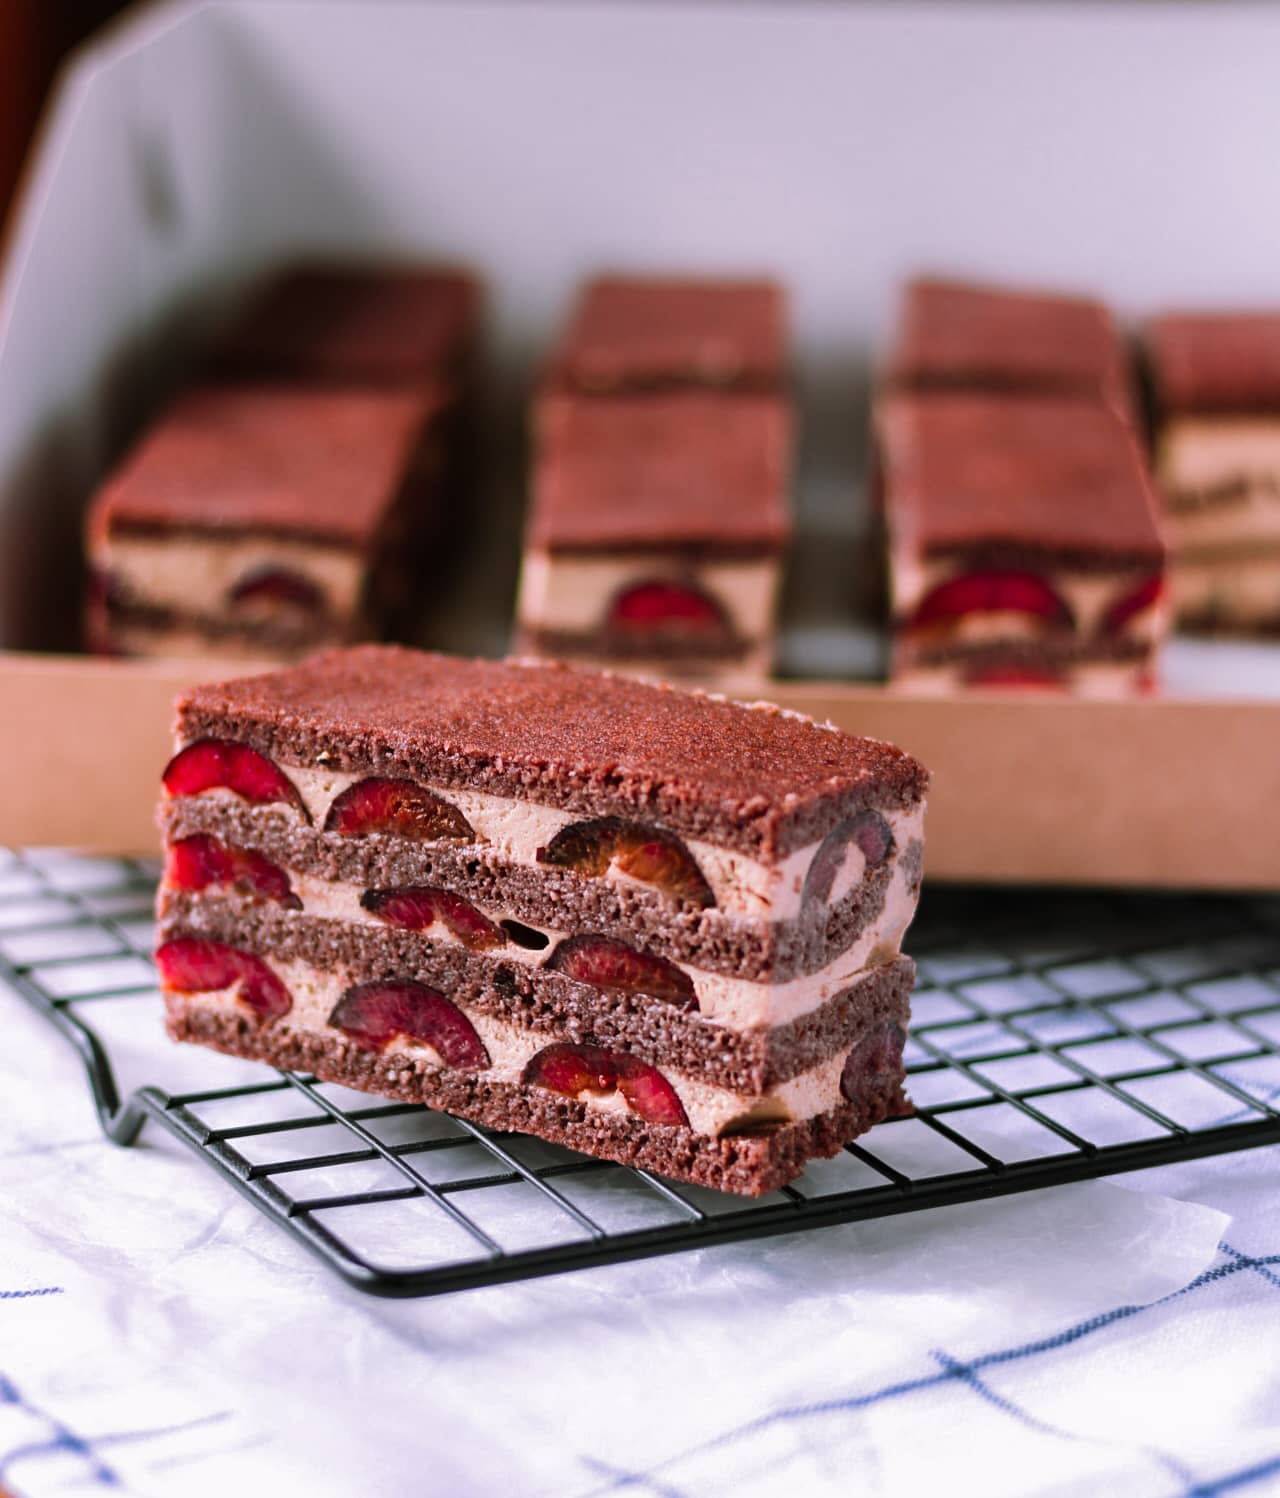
1147, 311, 1280, 414
877, 392, 1166, 569
211, 263, 481, 387
887, 277, 1130, 407
92, 385, 436, 546
530, 391, 791, 553
175, 647, 926, 858
548, 275, 786, 393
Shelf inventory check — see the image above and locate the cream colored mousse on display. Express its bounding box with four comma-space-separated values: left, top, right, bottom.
516, 548, 780, 642
96, 534, 365, 619
172, 961, 863, 1138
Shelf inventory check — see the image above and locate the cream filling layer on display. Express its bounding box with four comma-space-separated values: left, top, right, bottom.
267, 764, 923, 925
203, 841, 921, 1031
891, 661, 1150, 699
891, 555, 1165, 645
516, 549, 780, 639
1172, 552, 1280, 625
99, 535, 365, 618
177, 962, 854, 1137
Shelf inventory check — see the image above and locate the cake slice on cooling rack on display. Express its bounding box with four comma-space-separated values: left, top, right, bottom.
154, 646, 927, 1196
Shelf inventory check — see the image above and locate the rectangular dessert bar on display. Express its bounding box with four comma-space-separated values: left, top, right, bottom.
1146, 311, 1280, 633
155, 646, 928, 1196
877, 392, 1168, 694
210, 262, 482, 391
86, 386, 442, 660
517, 390, 791, 683
546, 274, 786, 394
886, 276, 1133, 414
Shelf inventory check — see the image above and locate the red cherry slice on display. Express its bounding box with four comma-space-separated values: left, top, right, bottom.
1100, 574, 1165, 636
840, 1023, 907, 1103
360, 886, 504, 950
156, 938, 291, 1019
606, 580, 727, 634
228, 567, 325, 613
803, 810, 895, 907
546, 934, 697, 1010
538, 817, 714, 909
909, 571, 1074, 631
328, 980, 489, 1068
165, 834, 301, 909
162, 739, 308, 820
324, 779, 474, 841
523, 1042, 689, 1126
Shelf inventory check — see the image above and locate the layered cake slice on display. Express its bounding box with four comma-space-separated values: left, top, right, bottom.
1146, 311, 1280, 632
886, 276, 1133, 414
155, 646, 927, 1196
86, 386, 442, 659
547, 274, 786, 394
517, 391, 791, 684
210, 262, 481, 392
877, 392, 1168, 694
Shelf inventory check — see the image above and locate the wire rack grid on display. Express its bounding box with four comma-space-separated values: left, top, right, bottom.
5, 846, 1280, 1300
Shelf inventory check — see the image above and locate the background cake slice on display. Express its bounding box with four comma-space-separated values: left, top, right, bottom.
1146, 310, 1280, 633
517, 391, 791, 683
878, 392, 1168, 694
156, 646, 928, 1196
86, 386, 442, 659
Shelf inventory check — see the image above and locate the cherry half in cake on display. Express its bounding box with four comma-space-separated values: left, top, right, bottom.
539, 817, 714, 908
524, 1042, 689, 1126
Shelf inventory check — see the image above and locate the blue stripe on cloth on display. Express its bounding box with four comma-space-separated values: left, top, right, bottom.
1186, 1452, 1280, 1497
0, 1286, 63, 1300
1221, 1243, 1280, 1295
578, 1244, 1280, 1497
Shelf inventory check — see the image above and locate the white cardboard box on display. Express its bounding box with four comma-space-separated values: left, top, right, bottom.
2, 0, 1280, 883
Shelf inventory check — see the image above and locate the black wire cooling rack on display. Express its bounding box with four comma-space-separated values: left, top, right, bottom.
5, 847, 1280, 1300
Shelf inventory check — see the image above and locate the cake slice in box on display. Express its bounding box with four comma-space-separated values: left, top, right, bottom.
517, 391, 792, 685
547, 274, 786, 394
877, 392, 1168, 695
155, 646, 928, 1197
86, 386, 442, 660
1146, 310, 1280, 633
210, 262, 482, 393
886, 275, 1134, 414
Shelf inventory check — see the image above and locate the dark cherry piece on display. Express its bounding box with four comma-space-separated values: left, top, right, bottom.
162, 739, 309, 820
909, 571, 1073, 632
803, 810, 894, 907
840, 1023, 908, 1104
606, 579, 727, 635
325, 778, 474, 840
156, 938, 291, 1019
539, 817, 714, 909
546, 934, 697, 1010
328, 980, 489, 1069
1100, 574, 1164, 636
165, 834, 301, 909
360, 886, 503, 950
523, 1042, 689, 1126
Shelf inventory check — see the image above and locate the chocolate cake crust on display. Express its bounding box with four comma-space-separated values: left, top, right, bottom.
878, 393, 1166, 565
173, 647, 928, 859
92, 386, 439, 546
165, 999, 907, 1197
548, 275, 786, 393
529, 391, 791, 553
888, 277, 1129, 403
1147, 311, 1280, 414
